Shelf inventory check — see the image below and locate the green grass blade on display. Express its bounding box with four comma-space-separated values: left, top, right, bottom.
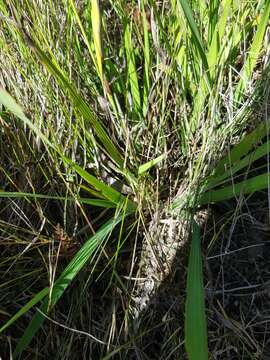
0, 87, 25, 117
217, 0, 231, 41
0, 89, 135, 209
0, 87, 52, 148
13, 213, 126, 358
213, 122, 268, 177
178, 0, 212, 133
68, 0, 96, 68
138, 154, 165, 175
200, 172, 270, 204
207, 0, 231, 73
185, 220, 208, 360
80, 198, 116, 208
178, 0, 210, 82
235, 2, 270, 102
91, 0, 103, 83
206, 138, 270, 190
208, 0, 219, 44
0, 191, 116, 208
20, 35, 124, 168
0, 287, 49, 334
142, 2, 150, 117
64, 158, 136, 210
124, 22, 141, 117
63, 158, 121, 202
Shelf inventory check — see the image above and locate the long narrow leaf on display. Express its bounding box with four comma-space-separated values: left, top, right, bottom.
0, 87, 52, 148
185, 220, 208, 360
200, 172, 270, 204
124, 23, 141, 116
0, 191, 116, 208
68, 0, 97, 69
63, 156, 134, 207
0, 89, 136, 210
235, 2, 270, 102
0, 288, 49, 333
20, 34, 124, 168
142, 1, 150, 116
13, 213, 126, 358
138, 154, 165, 175
67, 161, 136, 211
91, 0, 103, 82
206, 139, 270, 190
178, 0, 210, 83
213, 122, 267, 177
207, 0, 231, 73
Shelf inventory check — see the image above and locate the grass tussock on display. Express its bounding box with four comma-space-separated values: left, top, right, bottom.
0, 0, 270, 358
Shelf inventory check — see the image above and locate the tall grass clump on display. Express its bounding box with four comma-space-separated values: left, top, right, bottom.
0, 0, 270, 358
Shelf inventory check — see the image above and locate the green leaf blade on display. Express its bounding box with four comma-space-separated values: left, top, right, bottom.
0, 288, 49, 334
138, 154, 165, 175
178, 0, 210, 83
213, 122, 267, 178
200, 172, 270, 204
235, 2, 270, 102
185, 220, 208, 360
13, 213, 126, 358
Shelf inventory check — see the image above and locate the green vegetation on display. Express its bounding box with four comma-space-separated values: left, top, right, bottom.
0, 0, 270, 358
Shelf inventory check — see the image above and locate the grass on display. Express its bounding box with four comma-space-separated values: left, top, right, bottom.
0, 0, 270, 358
